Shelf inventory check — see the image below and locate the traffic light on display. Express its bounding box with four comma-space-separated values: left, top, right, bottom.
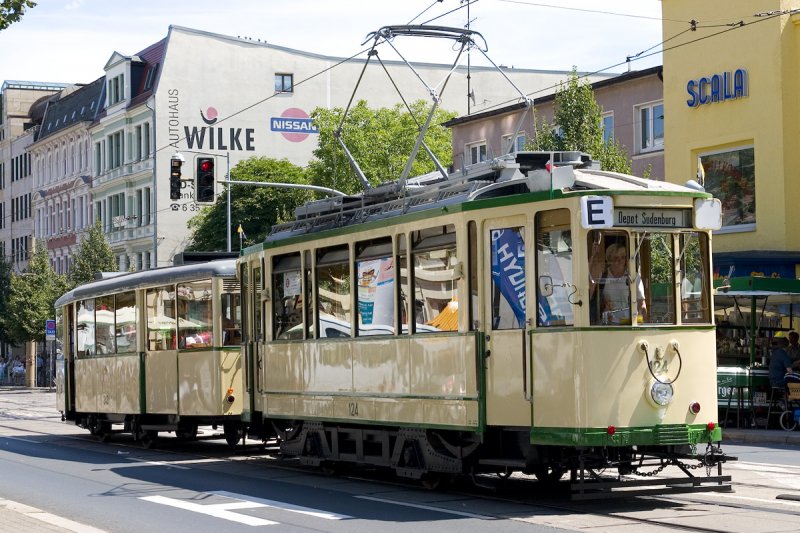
169, 156, 183, 201
196, 157, 215, 203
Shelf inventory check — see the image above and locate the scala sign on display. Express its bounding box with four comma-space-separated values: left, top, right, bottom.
686, 69, 748, 108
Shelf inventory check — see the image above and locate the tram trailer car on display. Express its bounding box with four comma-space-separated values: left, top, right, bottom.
55, 260, 244, 446
239, 151, 731, 497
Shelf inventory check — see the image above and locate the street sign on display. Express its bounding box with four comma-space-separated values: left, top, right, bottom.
45, 319, 56, 341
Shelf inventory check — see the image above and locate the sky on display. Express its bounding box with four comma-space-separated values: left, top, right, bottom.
0, 0, 667, 85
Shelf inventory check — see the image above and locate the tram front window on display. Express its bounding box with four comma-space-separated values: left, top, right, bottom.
588, 230, 709, 326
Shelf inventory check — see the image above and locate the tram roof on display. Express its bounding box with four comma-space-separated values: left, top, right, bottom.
55, 259, 237, 307
256, 151, 709, 249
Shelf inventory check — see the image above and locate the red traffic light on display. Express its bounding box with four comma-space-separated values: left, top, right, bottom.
199, 159, 214, 173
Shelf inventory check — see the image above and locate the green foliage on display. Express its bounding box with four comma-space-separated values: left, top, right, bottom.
0, 256, 13, 347
0, 0, 35, 30
68, 220, 117, 288
307, 100, 457, 194
187, 157, 312, 251
3, 243, 67, 343
530, 70, 632, 174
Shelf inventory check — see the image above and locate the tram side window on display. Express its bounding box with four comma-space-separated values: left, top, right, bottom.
412, 224, 458, 333
636, 232, 674, 324
251, 266, 262, 343
177, 281, 213, 348
221, 292, 242, 346
146, 285, 176, 351
536, 209, 574, 327
115, 291, 136, 353
490, 226, 526, 330
273, 253, 304, 340
76, 298, 95, 358
95, 295, 115, 355
588, 230, 648, 325
679, 232, 710, 323
356, 237, 394, 336
316, 245, 352, 338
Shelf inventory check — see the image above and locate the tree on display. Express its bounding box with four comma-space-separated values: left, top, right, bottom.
68, 220, 118, 288
0, 0, 35, 31
187, 157, 312, 252
307, 99, 457, 194
0, 256, 13, 356
3, 243, 67, 344
530, 70, 632, 174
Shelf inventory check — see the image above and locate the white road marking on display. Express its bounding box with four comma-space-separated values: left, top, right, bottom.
728, 461, 800, 489
697, 493, 800, 507
212, 491, 352, 520
355, 495, 494, 519
0, 498, 108, 532
140, 495, 277, 526
125, 457, 191, 470
4, 436, 40, 443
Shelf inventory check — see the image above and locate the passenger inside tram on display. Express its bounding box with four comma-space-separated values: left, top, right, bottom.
588, 231, 647, 325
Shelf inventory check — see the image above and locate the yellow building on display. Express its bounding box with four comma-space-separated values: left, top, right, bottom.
663, 1, 800, 278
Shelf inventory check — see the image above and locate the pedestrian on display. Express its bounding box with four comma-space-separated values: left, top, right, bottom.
36, 353, 44, 387
769, 334, 794, 388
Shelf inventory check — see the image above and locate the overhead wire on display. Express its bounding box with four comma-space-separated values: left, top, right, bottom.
48, 0, 800, 237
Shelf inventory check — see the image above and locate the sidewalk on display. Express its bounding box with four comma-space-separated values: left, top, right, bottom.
722, 426, 800, 446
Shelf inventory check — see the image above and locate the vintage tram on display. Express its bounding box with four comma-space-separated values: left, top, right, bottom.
237, 149, 731, 497
54, 260, 244, 446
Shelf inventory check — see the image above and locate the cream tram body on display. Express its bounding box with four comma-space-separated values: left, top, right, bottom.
239, 153, 725, 483
55, 260, 244, 444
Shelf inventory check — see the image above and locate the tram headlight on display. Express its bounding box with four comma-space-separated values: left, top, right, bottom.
649, 381, 674, 407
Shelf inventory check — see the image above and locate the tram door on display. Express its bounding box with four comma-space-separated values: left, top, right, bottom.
483, 217, 532, 427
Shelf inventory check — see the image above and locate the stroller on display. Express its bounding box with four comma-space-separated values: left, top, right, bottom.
778, 373, 800, 431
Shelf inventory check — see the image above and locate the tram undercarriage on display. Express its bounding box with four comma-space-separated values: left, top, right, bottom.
272, 420, 733, 499
74, 412, 244, 448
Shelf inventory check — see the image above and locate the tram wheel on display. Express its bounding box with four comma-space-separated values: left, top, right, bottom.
533, 466, 566, 484
177, 425, 198, 441
224, 423, 242, 447
96, 422, 112, 443
140, 430, 158, 449
779, 410, 798, 431
420, 473, 446, 491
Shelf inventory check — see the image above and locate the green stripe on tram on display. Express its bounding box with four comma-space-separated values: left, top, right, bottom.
530, 423, 722, 446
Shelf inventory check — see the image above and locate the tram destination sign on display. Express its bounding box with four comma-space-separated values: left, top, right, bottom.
613, 208, 691, 228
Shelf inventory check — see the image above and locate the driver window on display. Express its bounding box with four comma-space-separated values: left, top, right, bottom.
536, 209, 573, 327
588, 231, 647, 325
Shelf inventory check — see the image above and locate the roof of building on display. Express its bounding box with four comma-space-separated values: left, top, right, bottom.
36, 78, 104, 141
1, 80, 70, 92
442, 65, 663, 128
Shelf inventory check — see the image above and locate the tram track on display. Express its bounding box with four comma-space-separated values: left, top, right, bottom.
4, 419, 800, 532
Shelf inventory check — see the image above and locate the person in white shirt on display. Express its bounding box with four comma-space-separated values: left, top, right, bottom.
601, 243, 646, 324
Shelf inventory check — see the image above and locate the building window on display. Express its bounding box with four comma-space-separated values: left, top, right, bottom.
467, 141, 487, 165
602, 113, 614, 143
144, 64, 158, 90
699, 146, 755, 231
107, 74, 124, 106
502, 132, 526, 154
108, 131, 124, 169
637, 101, 664, 152
274, 73, 293, 93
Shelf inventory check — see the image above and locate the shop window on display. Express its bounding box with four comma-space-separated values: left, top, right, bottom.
699, 146, 755, 231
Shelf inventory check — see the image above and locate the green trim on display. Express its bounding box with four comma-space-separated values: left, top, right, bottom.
530, 423, 722, 446
264, 413, 478, 432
